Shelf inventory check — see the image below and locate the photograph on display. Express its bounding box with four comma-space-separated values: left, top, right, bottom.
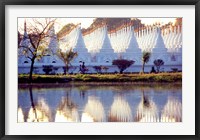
17, 17, 182, 123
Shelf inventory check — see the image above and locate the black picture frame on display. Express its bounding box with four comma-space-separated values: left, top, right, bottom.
0, 0, 199, 140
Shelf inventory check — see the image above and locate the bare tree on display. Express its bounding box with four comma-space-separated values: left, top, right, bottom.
18, 18, 56, 82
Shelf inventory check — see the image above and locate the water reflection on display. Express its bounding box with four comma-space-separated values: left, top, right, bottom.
81, 96, 105, 122
55, 97, 79, 122
134, 90, 159, 122
161, 97, 182, 122
27, 98, 52, 122
108, 96, 132, 122
18, 83, 182, 122
77, 85, 90, 99
18, 107, 24, 122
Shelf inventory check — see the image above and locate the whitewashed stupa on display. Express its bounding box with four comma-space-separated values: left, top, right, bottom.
95, 25, 117, 64
122, 26, 142, 64
39, 24, 63, 66
150, 27, 169, 64
72, 24, 91, 64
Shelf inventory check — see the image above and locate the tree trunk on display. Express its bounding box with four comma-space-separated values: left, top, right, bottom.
142, 62, 145, 73
120, 70, 123, 74
157, 66, 160, 73
63, 65, 69, 75
66, 64, 69, 74
63, 66, 66, 75
29, 59, 35, 83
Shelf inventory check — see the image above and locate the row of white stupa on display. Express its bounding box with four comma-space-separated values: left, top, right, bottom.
18, 23, 182, 74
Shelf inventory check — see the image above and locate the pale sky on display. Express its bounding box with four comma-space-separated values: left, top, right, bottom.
138, 18, 176, 25
18, 18, 95, 34
18, 18, 176, 34
55, 18, 95, 33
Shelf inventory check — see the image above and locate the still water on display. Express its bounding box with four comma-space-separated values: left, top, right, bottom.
18, 83, 182, 122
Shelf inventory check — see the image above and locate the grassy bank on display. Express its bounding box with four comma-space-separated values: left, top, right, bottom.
18, 72, 182, 83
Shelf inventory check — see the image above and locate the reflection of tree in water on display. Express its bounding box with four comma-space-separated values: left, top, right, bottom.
76, 85, 91, 99
108, 95, 132, 122
55, 96, 79, 122
161, 97, 182, 122
25, 86, 52, 122
27, 98, 52, 122
18, 107, 24, 122
111, 85, 135, 94
81, 96, 105, 122
134, 90, 159, 122
75, 83, 181, 94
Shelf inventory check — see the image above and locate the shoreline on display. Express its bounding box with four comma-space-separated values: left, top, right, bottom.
18, 72, 182, 84
18, 81, 182, 88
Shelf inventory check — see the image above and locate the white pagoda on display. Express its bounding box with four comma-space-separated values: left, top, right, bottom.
72, 25, 91, 64
122, 26, 142, 65
96, 25, 117, 64
151, 27, 169, 64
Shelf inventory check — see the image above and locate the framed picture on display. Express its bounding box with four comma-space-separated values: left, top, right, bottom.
1, 0, 199, 139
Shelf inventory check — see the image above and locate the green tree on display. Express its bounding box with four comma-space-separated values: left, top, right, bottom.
93, 66, 102, 74
18, 18, 56, 82
112, 59, 134, 74
57, 48, 78, 74
142, 52, 151, 73
102, 66, 109, 73
154, 59, 164, 73
93, 66, 109, 74
42, 65, 53, 75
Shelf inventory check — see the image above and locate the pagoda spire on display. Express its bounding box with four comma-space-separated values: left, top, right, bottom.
99, 25, 114, 53
24, 19, 27, 33
125, 26, 141, 53
22, 19, 29, 40
152, 27, 167, 53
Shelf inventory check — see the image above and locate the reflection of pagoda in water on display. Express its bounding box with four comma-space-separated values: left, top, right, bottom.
81, 96, 105, 122
108, 96, 132, 122
17, 95, 183, 122
18, 85, 182, 123
161, 97, 182, 122
55, 97, 79, 122
134, 91, 159, 122
27, 98, 52, 122
18, 107, 25, 122
18, 18, 182, 74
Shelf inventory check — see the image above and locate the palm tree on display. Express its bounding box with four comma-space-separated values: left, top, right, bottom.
57, 48, 78, 74
141, 52, 151, 73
